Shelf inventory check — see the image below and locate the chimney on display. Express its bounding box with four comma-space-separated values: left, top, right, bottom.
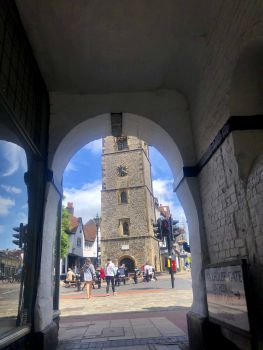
159, 205, 170, 218
66, 202, 74, 215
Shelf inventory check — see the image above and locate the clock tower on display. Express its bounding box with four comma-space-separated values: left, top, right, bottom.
100, 136, 160, 271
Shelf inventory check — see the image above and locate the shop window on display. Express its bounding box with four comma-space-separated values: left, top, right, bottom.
85, 241, 93, 248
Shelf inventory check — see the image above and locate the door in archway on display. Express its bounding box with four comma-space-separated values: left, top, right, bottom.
119, 257, 135, 272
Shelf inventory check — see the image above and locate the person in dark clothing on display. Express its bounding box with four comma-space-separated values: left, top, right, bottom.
133, 267, 140, 284
75, 272, 81, 291
92, 270, 101, 289
115, 264, 126, 286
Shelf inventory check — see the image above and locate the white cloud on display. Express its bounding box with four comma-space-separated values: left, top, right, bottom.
63, 180, 101, 223
1, 184, 22, 194
64, 161, 78, 173
0, 141, 27, 177
0, 225, 4, 234
17, 212, 28, 223
0, 196, 15, 216
152, 178, 173, 200
152, 178, 189, 239
152, 178, 186, 221
84, 139, 102, 155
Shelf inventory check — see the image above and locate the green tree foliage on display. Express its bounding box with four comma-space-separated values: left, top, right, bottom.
60, 206, 71, 258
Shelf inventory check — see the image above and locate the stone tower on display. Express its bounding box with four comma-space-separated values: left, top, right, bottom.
100, 136, 160, 271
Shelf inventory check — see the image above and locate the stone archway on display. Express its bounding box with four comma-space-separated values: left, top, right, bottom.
119, 256, 135, 272
38, 110, 207, 334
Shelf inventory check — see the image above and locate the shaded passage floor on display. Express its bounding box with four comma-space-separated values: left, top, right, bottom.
58, 273, 192, 349
58, 315, 188, 350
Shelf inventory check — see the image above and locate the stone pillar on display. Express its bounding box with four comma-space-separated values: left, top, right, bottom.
175, 176, 210, 349
33, 179, 62, 350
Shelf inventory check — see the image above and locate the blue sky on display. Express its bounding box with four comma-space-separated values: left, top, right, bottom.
0, 141, 28, 249
63, 139, 187, 228
0, 138, 187, 249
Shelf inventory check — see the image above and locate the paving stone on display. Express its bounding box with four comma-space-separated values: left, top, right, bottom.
133, 326, 161, 339
61, 328, 87, 340
102, 327, 124, 337
102, 346, 149, 350
110, 319, 131, 327
150, 318, 185, 337
108, 335, 135, 340
82, 337, 109, 343
154, 345, 182, 350
60, 321, 94, 328
84, 323, 109, 337
130, 318, 152, 325
123, 326, 135, 337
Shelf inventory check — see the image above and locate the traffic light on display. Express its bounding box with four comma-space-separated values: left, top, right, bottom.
183, 241, 191, 253
161, 219, 169, 236
12, 223, 27, 248
153, 219, 163, 240
171, 219, 180, 241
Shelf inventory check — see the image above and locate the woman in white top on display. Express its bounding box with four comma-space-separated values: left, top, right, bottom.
105, 259, 116, 296
82, 258, 95, 299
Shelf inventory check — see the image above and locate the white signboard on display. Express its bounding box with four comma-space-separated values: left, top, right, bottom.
205, 263, 250, 332
121, 245, 129, 250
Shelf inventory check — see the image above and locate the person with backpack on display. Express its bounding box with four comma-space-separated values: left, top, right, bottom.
82, 258, 96, 299
115, 264, 126, 286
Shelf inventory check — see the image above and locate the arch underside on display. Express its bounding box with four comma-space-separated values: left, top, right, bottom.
119, 256, 135, 272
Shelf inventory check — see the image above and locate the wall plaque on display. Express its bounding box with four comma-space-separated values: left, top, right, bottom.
205, 260, 250, 332
121, 245, 129, 250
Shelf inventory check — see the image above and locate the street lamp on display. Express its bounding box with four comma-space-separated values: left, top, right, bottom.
93, 214, 101, 267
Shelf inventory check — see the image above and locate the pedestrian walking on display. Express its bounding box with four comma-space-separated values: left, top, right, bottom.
115, 264, 126, 286
133, 267, 140, 284
82, 258, 96, 299
144, 262, 153, 282
100, 266, 105, 280
105, 258, 116, 296
92, 269, 101, 289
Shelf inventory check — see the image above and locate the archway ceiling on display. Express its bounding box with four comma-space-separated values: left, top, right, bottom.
16, 0, 222, 98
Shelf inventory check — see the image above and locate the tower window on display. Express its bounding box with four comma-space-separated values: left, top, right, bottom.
77, 238, 81, 247
123, 221, 129, 236
116, 137, 128, 150
120, 191, 128, 204
119, 219, 130, 236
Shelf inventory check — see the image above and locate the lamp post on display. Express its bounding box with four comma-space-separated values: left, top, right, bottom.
93, 214, 101, 268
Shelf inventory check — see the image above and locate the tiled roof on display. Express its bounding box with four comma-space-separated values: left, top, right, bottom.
0, 250, 22, 257
83, 220, 97, 242
69, 216, 80, 233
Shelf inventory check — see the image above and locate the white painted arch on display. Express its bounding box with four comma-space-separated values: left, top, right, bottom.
36, 112, 208, 331
52, 113, 184, 182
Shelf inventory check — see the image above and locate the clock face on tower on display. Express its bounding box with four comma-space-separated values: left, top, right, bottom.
117, 165, 128, 177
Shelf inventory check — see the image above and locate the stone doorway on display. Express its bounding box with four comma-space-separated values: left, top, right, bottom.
119, 256, 135, 272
